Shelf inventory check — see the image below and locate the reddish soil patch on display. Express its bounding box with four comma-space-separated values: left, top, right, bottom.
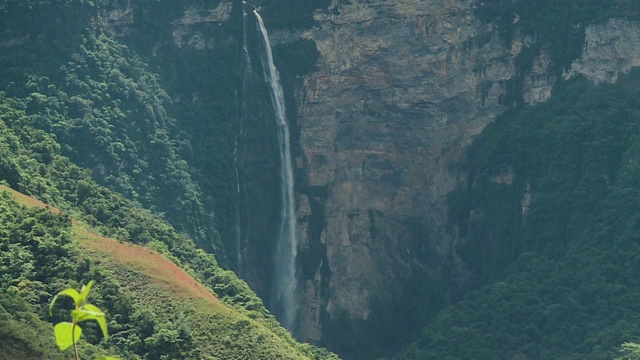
78, 230, 219, 303
0, 184, 61, 213
0, 184, 219, 304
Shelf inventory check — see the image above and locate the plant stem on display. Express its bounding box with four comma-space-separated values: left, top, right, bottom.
72, 322, 80, 360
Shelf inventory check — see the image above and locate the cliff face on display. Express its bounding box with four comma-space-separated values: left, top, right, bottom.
565, 18, 640, 84
293, 0, 513, 342
291, 0, 640, 350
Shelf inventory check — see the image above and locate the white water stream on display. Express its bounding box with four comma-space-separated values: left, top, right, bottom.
254, 9, 299, 331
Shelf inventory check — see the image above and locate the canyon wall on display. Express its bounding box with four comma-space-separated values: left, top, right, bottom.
291, 0, 640, 350
293, 0, 513, 342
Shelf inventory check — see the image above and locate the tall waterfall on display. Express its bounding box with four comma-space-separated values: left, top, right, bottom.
254, 9, 299, 331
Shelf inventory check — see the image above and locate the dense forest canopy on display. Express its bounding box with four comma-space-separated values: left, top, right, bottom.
395, 70, 640, 360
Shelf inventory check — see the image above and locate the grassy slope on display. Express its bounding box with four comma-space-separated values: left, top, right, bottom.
0, 184, 334, 360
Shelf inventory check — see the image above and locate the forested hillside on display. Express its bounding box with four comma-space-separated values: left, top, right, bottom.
394, 65, 640, 360
0, 0, 335, 358
0, 184, 336, 359
386, 2, 640, 359
0, 0, 229, 258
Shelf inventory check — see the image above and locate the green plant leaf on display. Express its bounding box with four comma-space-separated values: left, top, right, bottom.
83, 303, 109, 339
49, 288, 81, 315
78, 280, 94, 305
97, 357, 120, 360
54, 322, 82, 351
71, 307, 104, 323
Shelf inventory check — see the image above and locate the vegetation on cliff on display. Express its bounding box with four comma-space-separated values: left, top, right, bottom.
378, 3, 640, 359
0, 0, 227, 258
393, 69, 640, 359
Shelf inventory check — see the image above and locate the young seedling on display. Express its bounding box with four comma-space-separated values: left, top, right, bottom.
49, 280, 117, 360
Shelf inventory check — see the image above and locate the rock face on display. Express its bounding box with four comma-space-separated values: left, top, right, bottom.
293, 0, 515, 342
523, 49, 555, 105
101, 1, 233, 49
565, 18, 640, 84
291, 0, 640, 346
172, 2, 233, 49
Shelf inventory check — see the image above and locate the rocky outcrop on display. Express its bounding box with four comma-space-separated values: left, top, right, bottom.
523, 49, 555, 105
172, 2, 233, 49
100, 1, 135, 37
564, 18, 640, 84
100, 1, 232, 50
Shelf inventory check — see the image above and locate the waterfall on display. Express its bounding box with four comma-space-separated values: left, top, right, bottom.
254, 9, 299, 331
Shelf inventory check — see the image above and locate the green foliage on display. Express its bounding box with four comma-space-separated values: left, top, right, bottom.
54, 322, 83, 352
0, 49, 333, 359
0, 87, 264, 316
50, 281, 109, 355
0, 291, 66, 360
616, 343, 640, 360
0, 193, 107, 359
115, 0, 243, 262
394, 70, 640, 359
0, 1, 338, 359
0, 186, 335, 359
0, 1, 224, 258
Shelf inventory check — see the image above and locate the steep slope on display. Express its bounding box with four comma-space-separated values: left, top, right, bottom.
0, 184, 338, 359
293, 1, 511, 351
288, 1, 640, 358
0, 0, 327, 348
0, 0, 228, 259
0, 49, 335, 356
393, 68, 640, 360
